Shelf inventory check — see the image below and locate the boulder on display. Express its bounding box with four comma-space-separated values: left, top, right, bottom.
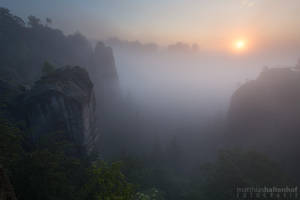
23, 66, 98, 152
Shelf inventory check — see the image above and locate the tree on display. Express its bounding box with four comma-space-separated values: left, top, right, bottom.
186, 149, 290, 200
13, 149, 78, 200
0, 7, 25, 44
27, 15, 41, 27
0, 116, 76, 200
0, 7, 25, 27
135, 188, 165, 200
42, 61, 55, 76
46, 18, 52, 26
80, 161, 135, 200
0, 117, 24, 171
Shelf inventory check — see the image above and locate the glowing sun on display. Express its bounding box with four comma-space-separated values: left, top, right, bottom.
235, 40, 245, 49
231, 39, 249, 53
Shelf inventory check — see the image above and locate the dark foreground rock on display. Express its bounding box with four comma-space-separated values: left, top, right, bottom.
0, 66, 98, 153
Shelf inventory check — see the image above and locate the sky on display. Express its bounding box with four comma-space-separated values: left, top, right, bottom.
2, 0, 300, 51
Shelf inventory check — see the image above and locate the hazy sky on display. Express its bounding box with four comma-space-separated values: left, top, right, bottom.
2, 0, 300, 51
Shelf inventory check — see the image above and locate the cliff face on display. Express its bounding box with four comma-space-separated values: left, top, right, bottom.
0, 66, 98, 153
0, 10, 120, 154
90, 41, 120, 106
23, 66, 98, 152
88, 42, 121, 157
89, 42, 120, 104
91, 42, 118, 81
228, 68, 300, 137
227, 67, 300, 173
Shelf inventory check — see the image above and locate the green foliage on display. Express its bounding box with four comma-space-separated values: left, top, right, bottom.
185, 149, 290, 200
0, 117, 24, 170
120, 156, 185, 200
0, 7, 95, 82
80, 161, 135, 200
0, 126, 85, 200
0, 112, 135, 200
135, 188, 165, 200
13, 149, 80, 200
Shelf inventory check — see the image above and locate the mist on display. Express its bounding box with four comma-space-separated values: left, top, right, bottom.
107, 39, 298, 131
2, 2, 300, 200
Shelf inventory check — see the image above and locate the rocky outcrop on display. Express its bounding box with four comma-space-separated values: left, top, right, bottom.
227, 67, 300, 176
91, 42, 118, 81
22, 66, 98, 152
89, 41, 120, 105
0, 66, 98, 153
228, 68, 300, 139
88, 42, 121, 156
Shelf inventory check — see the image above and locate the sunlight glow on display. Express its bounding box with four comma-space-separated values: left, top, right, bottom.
231, 39, 249, 53
236, 40, 245, 49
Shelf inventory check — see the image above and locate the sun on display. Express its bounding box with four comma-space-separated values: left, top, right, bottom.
230, 39, 249, 53
235, 40, 245, 49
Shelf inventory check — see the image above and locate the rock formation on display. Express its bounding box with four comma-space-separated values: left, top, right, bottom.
228, 68, 300, 140
23, 66, 98, 152
88, 42, 122, 157
89, 41, 120, 106
91, 42, 118, 81
0, 66, 98, 153
227, 67, 300, 176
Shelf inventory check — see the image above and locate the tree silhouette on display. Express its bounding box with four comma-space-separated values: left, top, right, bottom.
27, 15, 41, 27
46, 17, 52, 26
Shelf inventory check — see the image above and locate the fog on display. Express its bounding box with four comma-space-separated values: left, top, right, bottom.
92, 39, 300, 165
2, 3, 300, 199
108, 41, 298, 126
